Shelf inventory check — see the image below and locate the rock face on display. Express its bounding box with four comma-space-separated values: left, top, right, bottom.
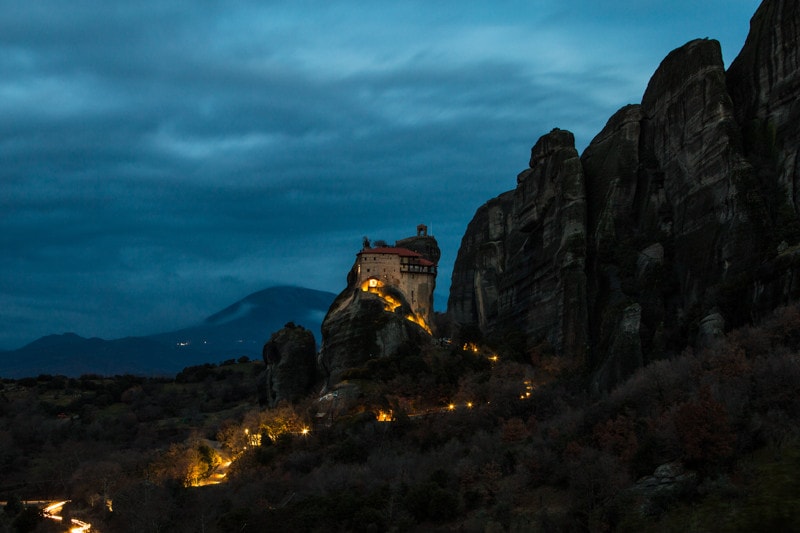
318, 286, 430, 387
449, 0, 800, 392
447, 191, 514, 334
448, 129, 589, 367
628, 462, 698, 517
726, 0, 800, 320
728, 0, 800, 213
259, 323, 317, 407
585, 38, 761, 391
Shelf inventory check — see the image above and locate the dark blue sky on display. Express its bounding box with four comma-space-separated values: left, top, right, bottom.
1, 0, 761, 349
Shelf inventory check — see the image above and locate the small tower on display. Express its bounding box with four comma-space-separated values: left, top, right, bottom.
417, 224, 428, 237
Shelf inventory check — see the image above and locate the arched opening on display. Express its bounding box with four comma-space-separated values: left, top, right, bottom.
360, 277, 383, 292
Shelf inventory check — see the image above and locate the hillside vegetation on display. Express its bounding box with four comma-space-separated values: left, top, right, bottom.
2, 305, 800, 531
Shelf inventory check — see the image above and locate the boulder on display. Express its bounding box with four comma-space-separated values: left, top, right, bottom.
259, 323, 317, 407
629, 461, 698, 517
591, 304, 644, 394
696, 311, 726, 350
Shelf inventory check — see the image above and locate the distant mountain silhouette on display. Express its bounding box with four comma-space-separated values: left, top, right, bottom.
148, 286, 335, 358
0, 286, 336, 378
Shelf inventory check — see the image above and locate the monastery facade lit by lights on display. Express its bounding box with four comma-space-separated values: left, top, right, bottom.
354, 224, 440, 332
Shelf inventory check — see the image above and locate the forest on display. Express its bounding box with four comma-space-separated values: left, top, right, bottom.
2, 305, 800, 532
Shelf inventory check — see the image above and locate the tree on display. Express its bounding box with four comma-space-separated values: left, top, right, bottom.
4, 495, 23, 517
246, 404, 306, 444
149, 442, 207, 487
71, 459, 123, 508
10, 506, 43, 533
112, 480, 174, 533
673, 388, 735, 465
593, 414, 638, 463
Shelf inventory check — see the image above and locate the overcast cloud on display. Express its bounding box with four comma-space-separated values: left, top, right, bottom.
1, 0, 761, 349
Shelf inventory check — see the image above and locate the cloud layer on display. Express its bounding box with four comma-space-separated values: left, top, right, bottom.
0, 0, 760, 348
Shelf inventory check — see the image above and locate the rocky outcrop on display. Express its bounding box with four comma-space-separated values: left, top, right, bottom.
628, 462, 698, 517
726, 0, 800, 320
449, 0, 800, 392
396, 228, 442, 266
259, 323, 317, 407
584, 38, 763, 391
591, 304, 644, 394
448, 129, 588, 366
318, 287, 430, 387
448, 191, 514, 332
728, 0, 800, 213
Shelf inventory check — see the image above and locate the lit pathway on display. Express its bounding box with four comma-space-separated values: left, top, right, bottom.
42, 500, 92, 532
196, 459, 233, 486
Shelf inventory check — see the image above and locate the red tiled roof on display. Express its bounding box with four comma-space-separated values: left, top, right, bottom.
359, 247, 436, 266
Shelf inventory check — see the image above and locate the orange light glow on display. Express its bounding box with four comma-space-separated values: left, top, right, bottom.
376, 410, 393, 422
381, 293, 402, 312
360, 278, 432, 334
404, 312, 432, 334
361, 278, 383, 292
42, 501, 93, 532
43, 501, 68, 515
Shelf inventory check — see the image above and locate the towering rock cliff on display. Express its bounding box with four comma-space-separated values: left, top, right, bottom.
448, 0, 800, 392
728, 0, 800, 213
585, 38, 761, 389
449, 129, 588, 368
725, 0, 800, 319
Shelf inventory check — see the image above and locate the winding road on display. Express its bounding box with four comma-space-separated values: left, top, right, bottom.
41, 500, 92, 532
